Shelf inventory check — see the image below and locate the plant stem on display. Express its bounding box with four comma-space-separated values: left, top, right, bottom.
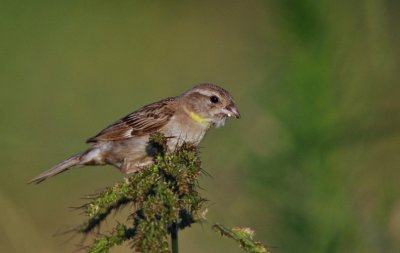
171, 222, 179, 253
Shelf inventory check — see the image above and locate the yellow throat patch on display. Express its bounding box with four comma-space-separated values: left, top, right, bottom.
188, 111, 208, 124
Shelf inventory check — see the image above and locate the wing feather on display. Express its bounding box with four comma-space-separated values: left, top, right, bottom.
86, 97, 175, 143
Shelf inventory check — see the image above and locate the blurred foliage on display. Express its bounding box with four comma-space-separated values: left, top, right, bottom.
0, 1, 399, 253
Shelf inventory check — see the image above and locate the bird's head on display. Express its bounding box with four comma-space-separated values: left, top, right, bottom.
181, 83, 240, 128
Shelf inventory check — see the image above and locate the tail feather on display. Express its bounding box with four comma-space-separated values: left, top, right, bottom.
29, 153, 83, 184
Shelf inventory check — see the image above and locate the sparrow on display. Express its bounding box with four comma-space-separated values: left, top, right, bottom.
30, 83, 240, 184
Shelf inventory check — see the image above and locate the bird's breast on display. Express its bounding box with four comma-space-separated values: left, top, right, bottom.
160, 114, 210, 148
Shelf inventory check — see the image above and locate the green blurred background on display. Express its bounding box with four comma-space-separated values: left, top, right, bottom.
1, 1, 399, 252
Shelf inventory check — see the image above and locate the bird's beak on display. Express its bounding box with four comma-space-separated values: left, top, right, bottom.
223, 104, 241, 119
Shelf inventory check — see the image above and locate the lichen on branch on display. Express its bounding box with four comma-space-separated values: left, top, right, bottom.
78, 133, 207, 252
72, 133, 269, 253
212, 223, 270, 253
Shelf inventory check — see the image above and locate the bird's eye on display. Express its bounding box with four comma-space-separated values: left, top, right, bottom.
210, 95, 219, 103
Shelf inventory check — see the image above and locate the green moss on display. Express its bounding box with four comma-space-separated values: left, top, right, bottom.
87, 224, 135, 253
212, 224, 270, 253
77, 133, 267, 253
79, 133, 206, 252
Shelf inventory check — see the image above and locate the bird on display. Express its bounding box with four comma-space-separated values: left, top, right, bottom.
30, 83, 240, 184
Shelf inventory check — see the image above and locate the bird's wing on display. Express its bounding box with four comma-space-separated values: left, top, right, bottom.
86, 97, 175, 143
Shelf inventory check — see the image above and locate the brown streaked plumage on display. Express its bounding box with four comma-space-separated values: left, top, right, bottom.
30, 83, 240, 184
86, 97, 176, 142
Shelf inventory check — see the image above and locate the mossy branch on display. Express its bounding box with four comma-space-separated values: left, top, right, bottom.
87, 224, 135, 253
77, 133, 206, 252
212, 224, 270, 253
72, 133, 269, 253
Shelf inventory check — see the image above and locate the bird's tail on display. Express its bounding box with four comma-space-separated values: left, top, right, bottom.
29, 152, 84, 184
